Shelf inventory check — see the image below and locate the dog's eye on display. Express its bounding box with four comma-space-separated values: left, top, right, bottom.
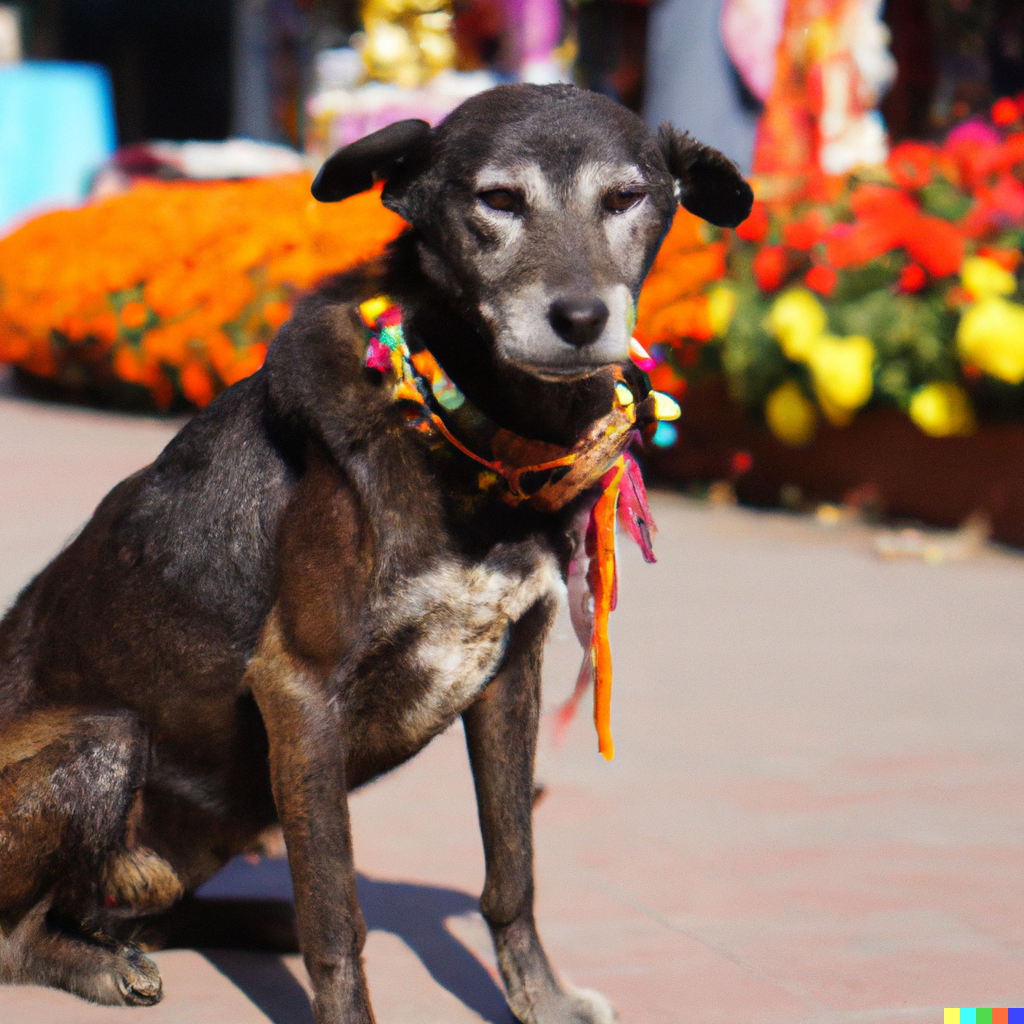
603, 190, 645, 214
478, 189, 524, 215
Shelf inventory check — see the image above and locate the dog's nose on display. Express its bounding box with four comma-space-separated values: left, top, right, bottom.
548, 297, 609, 348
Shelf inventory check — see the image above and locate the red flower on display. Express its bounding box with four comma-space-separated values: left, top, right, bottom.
849, 183, 919, 220
782, 209, 828, 250
825, 219, 904, 269
992, 97, 1020, 127
887, 141, 936, 191
735, 201, 769, 242
752, 246, 788, 291
897, 263, 927, 293
902, 216, 965, 278
805, 264, 838, 296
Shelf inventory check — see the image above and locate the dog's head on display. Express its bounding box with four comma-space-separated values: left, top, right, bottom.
313, 84, 751, 380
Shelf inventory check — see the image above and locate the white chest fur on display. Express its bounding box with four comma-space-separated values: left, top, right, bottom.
385, 541, 564, 738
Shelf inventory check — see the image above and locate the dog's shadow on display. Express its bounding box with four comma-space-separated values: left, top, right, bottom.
196, 857, 516, 1024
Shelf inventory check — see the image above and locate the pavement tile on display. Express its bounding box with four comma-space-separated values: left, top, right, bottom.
3, 385, 1024, 1023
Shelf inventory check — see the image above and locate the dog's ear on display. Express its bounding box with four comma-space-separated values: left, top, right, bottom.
311, 119, 432, 203
657, 124, 754, 229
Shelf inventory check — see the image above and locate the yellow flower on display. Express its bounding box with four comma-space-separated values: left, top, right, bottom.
961, 256, 1017, 301
908, 382, 975, 437
707, 285, 737, 336
765, 287, 827, 361
765, 381, 817, 446
805, 333, 875, 421
956, 297, 1024, 384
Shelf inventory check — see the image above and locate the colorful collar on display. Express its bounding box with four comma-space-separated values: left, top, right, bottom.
358, 296, 679, 760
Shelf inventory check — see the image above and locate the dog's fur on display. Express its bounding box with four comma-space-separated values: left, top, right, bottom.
0, 85, 751, 1022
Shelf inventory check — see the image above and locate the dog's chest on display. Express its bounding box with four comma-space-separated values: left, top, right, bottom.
382, 541, 563, 737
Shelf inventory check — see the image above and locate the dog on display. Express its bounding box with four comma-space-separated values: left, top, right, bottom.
0, 84, 751, 1023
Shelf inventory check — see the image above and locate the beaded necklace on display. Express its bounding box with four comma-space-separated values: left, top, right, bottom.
359, 296, 679, 759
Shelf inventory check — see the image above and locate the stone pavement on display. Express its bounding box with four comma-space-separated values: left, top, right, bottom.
1, 373, 1023, 1023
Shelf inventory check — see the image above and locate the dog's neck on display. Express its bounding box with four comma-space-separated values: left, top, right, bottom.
381, 233, 623, 449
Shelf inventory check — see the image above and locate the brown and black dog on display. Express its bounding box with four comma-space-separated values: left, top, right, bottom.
0, 84, 751, 1023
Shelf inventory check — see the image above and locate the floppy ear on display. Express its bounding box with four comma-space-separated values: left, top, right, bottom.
657, 124, 754, 229
311, 119, 432, 203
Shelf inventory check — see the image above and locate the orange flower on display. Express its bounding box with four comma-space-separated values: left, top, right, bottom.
752, 246, 788, 292
120, 301, 149, 330
180, 361, 215, 406
805, 264, 837, 296
263, 300, 292, 330
735, 201, 769, 242
89, 311, 119, 346
221, 343, 268, 386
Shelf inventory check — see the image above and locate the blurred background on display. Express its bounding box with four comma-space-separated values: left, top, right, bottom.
1, 0, 1024, 537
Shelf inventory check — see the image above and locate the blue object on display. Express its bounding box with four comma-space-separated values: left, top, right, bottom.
651, 421, 678, 448
0, 62, 116, 234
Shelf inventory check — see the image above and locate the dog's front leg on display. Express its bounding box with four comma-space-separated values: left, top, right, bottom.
463, 602, 617, 1024
248, 612, 374, 1024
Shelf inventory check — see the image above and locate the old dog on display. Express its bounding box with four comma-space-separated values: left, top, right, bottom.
0, 84, 751, 1023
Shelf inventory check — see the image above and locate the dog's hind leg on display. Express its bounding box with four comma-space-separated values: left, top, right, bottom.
463, 602, 618, 1024
0, 709, 179, 1005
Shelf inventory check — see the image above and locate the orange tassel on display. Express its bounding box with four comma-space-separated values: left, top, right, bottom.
589, 458, 624, 760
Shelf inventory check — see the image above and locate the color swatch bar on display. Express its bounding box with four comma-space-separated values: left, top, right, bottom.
945, 1010, 1024, 1024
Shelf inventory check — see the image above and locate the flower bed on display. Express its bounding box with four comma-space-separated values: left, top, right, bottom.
0, 177, 406, 408
642, 99, 1024, 453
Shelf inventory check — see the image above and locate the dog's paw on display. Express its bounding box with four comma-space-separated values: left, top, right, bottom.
111, 946, 163, 1006
516, 985, 618, 1024
559, 987, 619, 1024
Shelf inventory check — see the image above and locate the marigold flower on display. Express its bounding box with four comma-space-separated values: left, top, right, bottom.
766, 288, 827, 361
263, 300, 292, 330
956, 296, 1024, 384
180, 361, 215, 407
753, 245, 788, 292
804, 265, 837, 296
735, 201, 769, 242
765, 380, 817, 446
961, 256, 1017, 301
897, 264, 927, 293
908, 382, 975, 437
120, 302, 149, 330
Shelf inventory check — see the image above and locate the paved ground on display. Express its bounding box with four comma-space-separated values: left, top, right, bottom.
1, 370, 1023, 1023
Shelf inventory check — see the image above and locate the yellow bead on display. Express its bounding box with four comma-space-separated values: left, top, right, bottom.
358, 296, 390, 325
651, 390, 681, 421
615, 382, 634, 407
